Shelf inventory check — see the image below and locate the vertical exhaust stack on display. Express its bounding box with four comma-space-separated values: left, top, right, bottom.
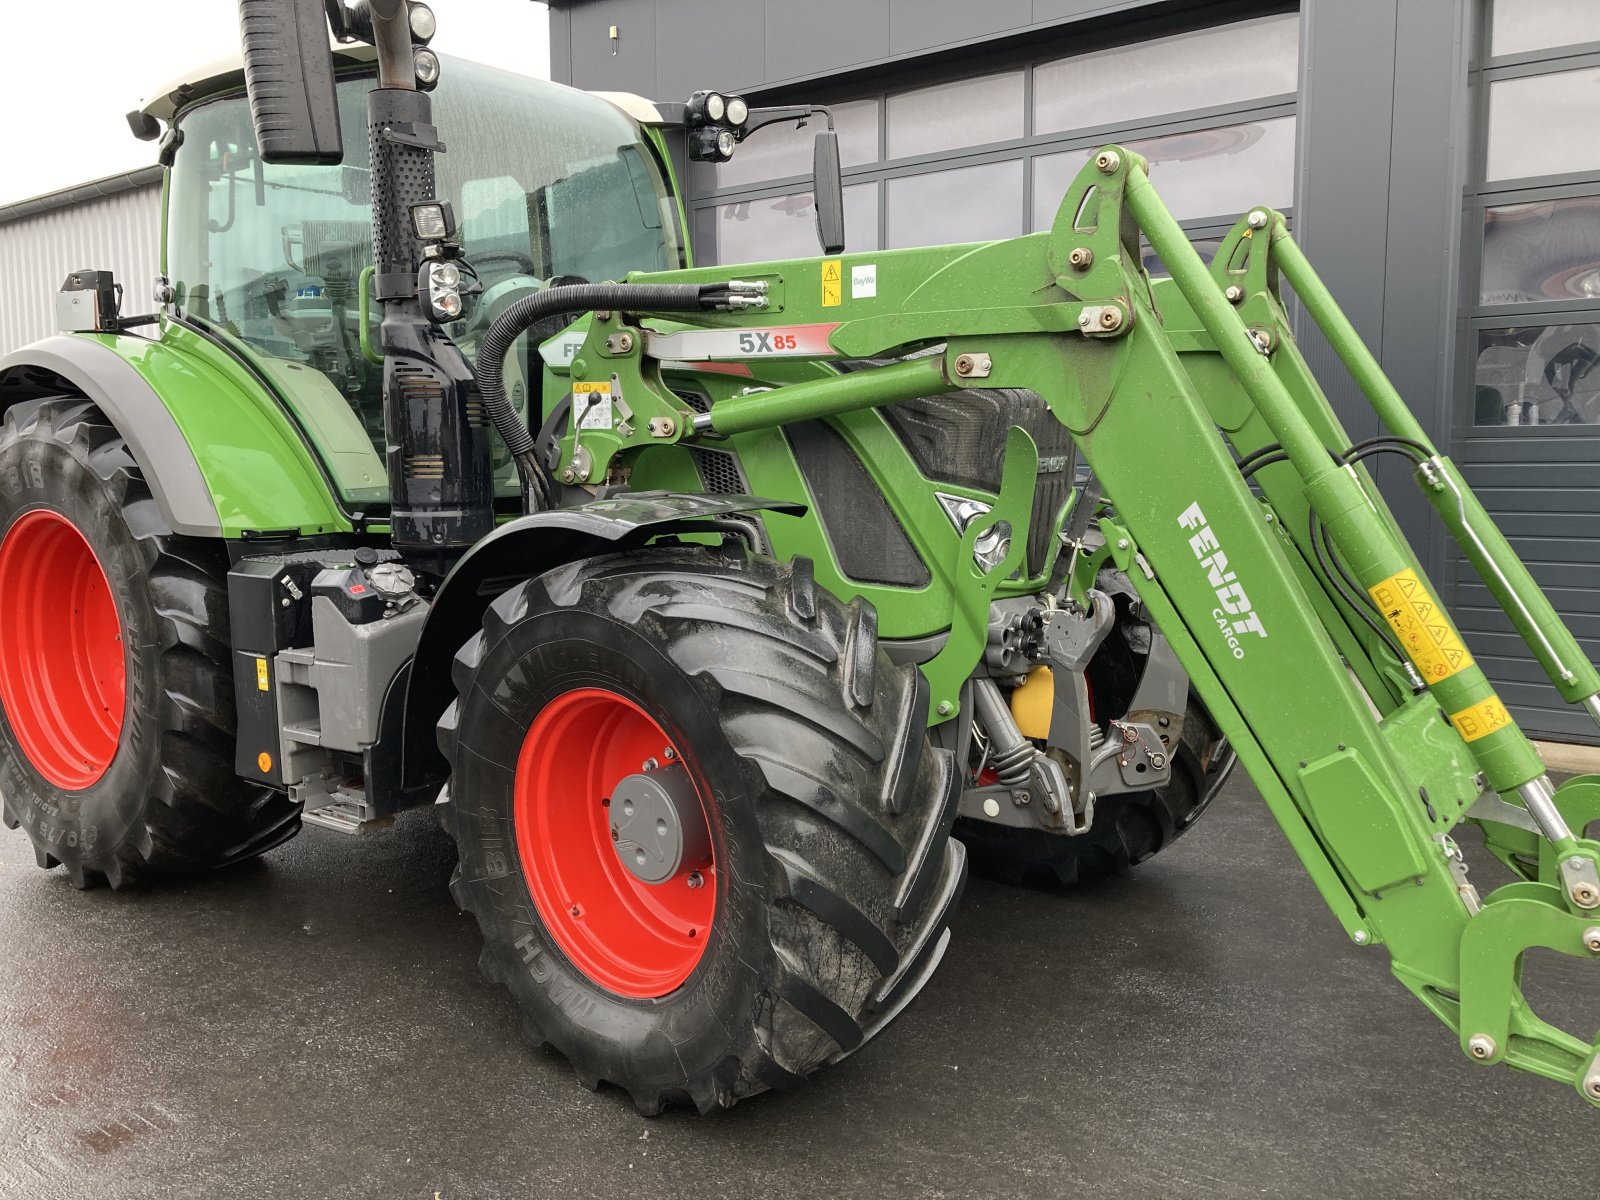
239, 0, 495, 579
363, 0, 495, 578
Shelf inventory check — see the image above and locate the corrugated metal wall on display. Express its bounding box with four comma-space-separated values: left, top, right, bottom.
0, 184, 163, 357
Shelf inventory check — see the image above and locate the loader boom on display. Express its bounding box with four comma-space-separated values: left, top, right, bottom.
535, 146, 1600, 1105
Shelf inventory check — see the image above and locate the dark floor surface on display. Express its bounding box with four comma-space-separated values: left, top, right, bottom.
0, 776, 1594, 1200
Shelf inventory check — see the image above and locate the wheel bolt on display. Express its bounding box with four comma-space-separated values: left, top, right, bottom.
687, 871, 704, 889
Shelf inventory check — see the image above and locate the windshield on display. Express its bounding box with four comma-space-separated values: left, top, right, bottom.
166, 58, 684, 506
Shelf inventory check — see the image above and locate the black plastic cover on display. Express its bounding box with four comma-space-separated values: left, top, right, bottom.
238, 0, 344, 165
813, 130, 846, 255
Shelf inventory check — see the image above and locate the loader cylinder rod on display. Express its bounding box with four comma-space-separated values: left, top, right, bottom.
695, 355, 953, 437
1123, 164, 1548, 799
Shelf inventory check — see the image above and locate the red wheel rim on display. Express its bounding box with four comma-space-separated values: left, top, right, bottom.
0, 510, 126, 789
514, 688, 717, 998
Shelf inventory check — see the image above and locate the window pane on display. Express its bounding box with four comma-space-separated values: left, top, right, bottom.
694, 183, 878, 265
1034, 14, 1299, 135
886, 159, 1023, 249
697, 99, 880, 191
1032, 117, 1296, 229
887, 72, 1024, 160
1481, 195, 1600, 303
1143, 237, 1224, 279
1491, 0, 1600, 57
1486, 67, 1600, 181
1474, 324, 1600, 425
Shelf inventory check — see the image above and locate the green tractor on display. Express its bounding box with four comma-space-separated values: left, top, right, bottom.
2, 0, 1599, 1115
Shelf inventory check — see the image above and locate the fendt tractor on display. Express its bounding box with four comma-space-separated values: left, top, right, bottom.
1, 0, 1598, 1116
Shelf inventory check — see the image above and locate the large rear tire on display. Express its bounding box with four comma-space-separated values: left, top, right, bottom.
439, 544, 965, 1114
0, 397, 300, 888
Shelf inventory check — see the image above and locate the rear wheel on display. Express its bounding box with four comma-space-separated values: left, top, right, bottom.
0, 396, 300, 887
439, 545, 965, 1113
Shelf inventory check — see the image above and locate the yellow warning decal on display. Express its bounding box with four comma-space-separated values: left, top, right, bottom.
571, 381, 611, 394
821, 259, 842, 307
1367, 568, 1474, 683
256, 656, 270, 692
1449, 695, 1513, 743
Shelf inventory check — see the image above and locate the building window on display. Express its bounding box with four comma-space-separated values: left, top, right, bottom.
1467, 2, 1600, 427
687, 11, 1299, 266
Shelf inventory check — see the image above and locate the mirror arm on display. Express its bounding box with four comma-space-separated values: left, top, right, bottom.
740, 104, 833, 139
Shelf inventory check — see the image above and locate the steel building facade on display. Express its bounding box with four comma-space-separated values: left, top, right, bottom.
0, 169, 162, 355
551, 0, 1600, 743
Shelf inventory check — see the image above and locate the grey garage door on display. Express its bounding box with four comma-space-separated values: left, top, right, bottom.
1454, 1, 1600, 744
686, 11, 1300, 276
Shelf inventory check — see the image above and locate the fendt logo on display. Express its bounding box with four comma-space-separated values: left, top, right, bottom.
1177, 502, 1268, 659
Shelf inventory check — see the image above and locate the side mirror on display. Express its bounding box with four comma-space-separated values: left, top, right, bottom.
237, 0, 343, 164
813, 130, 845, 255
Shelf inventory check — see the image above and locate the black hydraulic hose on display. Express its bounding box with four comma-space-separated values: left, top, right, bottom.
475, 282, 723, 512
1308, 509, 1417, 687
1343, 434, 1430, 463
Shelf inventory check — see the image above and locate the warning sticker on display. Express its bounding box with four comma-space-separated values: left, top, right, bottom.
1368, 568, 1474, 683
1449, 695, 1513, 743
255, 656, 270, 692
572, 380, 614, 430
821, 259, 842, 307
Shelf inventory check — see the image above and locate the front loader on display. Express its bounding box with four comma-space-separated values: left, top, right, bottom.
0, 0, 1596, 1115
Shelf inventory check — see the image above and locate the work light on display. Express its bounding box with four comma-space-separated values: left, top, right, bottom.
410, 201, 456, 242
408, 2, 437, 42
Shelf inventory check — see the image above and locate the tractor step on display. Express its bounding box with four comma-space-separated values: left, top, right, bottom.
293, 782, 394, 836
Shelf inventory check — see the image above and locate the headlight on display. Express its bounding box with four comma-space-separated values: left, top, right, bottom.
408, 2, 437, 42
716, 129, 737, 158
705, 92, 726, 122
432, 289, 463, 319
726, 96, 749, 125
972, 522, 1012, 573
414, 47, 441, 88
421, 259, 465, 322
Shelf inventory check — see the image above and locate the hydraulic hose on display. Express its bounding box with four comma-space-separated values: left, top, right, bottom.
474, 282, 724, 512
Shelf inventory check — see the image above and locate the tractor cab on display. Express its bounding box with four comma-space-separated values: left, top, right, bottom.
144, 49, 686, 509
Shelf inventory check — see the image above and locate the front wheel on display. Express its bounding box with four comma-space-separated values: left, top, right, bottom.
0, 396, 300, 887
439, 546, 966, 1114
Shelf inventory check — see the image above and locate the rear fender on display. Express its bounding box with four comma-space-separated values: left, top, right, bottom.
0, 336, 222, 535
0, 332, 349, 538
398, 491, 805, 799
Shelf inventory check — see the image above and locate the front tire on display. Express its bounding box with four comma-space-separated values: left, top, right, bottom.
0, 397, 300, 887
439, 545, 965, 1114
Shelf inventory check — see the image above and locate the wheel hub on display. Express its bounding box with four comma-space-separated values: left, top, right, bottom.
0, 509, 125, 789
609, 763, 711, 884
513, 687, 717, 998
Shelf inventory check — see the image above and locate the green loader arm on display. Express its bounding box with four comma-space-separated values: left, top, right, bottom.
544, 146, 1600, 1107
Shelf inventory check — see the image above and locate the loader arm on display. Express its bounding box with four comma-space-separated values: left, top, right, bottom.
535, 145, 1600, 1107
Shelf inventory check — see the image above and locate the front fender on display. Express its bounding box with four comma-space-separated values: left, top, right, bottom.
398, 491, 805, 796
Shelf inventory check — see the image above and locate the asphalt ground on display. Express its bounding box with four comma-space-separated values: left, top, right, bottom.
0, 775, 1593, 1200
